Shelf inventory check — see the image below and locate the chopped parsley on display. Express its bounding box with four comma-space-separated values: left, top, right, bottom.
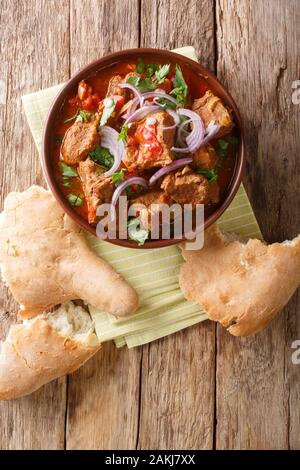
112, 169, 125, 186
127, 75, 157, 92
67, 193, 83, 207
136, 58, 145, 74
146, 63, 159, 78
170, 65, 188, 105
100, 98, 116, 126
58, 162, 78, 178
64, 111, 79, 124
155, 97, 177, 109
155, 64, 170, 83
76, 110, 93, 123
216, 139, 229, 157
128, 218, 149, 246
89, 146, 114, 168
118, 124, 129, 142
197, 166, 220, 183
62, 180, 73, 188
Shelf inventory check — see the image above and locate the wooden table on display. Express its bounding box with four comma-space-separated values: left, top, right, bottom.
0, 0, 299, 450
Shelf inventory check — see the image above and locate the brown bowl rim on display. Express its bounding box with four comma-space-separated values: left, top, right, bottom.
41, 47, 245, 249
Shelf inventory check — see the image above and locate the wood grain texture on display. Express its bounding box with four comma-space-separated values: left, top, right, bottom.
137, 326, 215, 450
216, 0, 300, 449
138, 0, 216, 450
0, 0, 70, 450
141, 0, 215, 71
65, 0, 141, 450
0, 0, 299, 451
66, 344, 141, 450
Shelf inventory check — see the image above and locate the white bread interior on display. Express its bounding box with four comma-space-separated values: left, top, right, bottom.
0, 301, 100, 400
0, 185, 139, 318
179, 225, 300, 336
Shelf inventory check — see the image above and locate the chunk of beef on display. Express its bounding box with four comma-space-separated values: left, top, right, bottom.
129, 190, 171, 230
161, 165, 219, 207
192, 90, 233, 138
105, 75, 126, 98
61, 120, 99, 165
78, 158, 114, 223
207, 181, 220, 204
123, 112, 176, 171
193, 144, 219, 170
123, 72, 142, 100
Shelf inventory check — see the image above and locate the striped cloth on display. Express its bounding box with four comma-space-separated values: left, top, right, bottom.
22, 46, 262, 348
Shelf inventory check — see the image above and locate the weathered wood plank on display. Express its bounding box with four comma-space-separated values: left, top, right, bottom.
137, 326, 216, 450
216, 0, 300, 449
0, 0, 70, 450
141, 0, 215, 71
138, 0, 216, 450
66, 0, 141, 450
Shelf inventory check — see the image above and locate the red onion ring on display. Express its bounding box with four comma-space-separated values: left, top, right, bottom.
163, 109, 181, 130
143, 91, 179, 107
171, 108, 205, 154
177, 118, 192, 147
99, 126, 125, 178
124, 105, 161, 125
120, 83, 144, 108
110, 177, 149, 220
149, 158, 193, 187
201, 121, 221, 146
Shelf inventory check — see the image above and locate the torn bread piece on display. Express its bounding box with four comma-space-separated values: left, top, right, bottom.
179, 225, 300, 336
0, 301, 100, 400
0, 185, 139, 318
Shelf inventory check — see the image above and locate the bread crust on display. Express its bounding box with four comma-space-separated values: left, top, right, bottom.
0, 185, 138, 317
179, 225, 300, 336
0, 317, 100, 400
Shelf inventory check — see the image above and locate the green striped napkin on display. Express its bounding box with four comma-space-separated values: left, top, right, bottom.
22, 46, 262, 348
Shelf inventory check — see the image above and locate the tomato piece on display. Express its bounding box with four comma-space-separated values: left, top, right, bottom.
128, 136, 136, 148
112, 95, 125, 111
81, 95, 95, 111
91, 93, 101, 106
135, 122, 161, 156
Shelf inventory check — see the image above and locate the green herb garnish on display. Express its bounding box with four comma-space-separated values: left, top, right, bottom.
136, 58, 145, 74
118, 124, 129, 142
89, 146, 114, 168
112, 169, 125, 186
76, 110, 93, 123
170, 65, 188, 105
155, 98, 177, 110
100, 98, 116, 126
64, 111, 79, 124
196, 166, 220, 183
155, 64, 170, 84
58, 162, 78, 178
128, 218, 149, 246
146, 63, 159, 78
67, 193, 83, 207
127, 75, 157, 93
125, 186, 135, 197
62, 181, 73, 188
216, 139, 229, 157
